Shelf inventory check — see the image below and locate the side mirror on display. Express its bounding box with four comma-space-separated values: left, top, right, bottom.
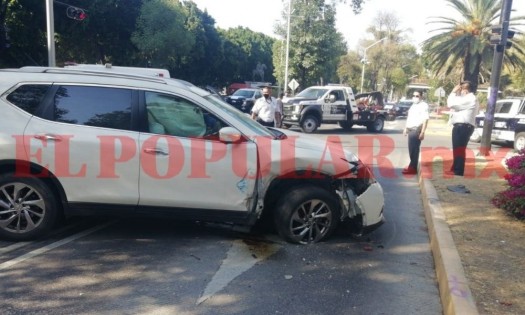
219, 127, 243, 143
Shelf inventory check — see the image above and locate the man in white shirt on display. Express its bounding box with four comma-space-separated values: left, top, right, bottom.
446, 81, 479, 176
402, 91, 429, 175
251, 86, 282, 127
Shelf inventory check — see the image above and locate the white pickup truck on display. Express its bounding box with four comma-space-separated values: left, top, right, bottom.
281, 85, 388, 133
472, 97, 525, 150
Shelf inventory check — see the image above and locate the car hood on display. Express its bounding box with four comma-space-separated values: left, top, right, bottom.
285, 97, 318, 104
254, 129, 359, 178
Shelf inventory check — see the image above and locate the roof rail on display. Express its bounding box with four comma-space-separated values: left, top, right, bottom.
17, 66, 168, 84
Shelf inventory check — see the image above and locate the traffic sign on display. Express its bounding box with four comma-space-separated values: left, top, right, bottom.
288, 79, 299, 91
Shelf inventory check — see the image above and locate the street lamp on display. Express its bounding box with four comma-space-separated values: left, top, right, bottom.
359, 37, 387, 93
283, 0, 292, 94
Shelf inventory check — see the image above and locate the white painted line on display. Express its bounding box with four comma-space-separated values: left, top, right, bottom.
0, 242, 31, 255
0, 223, 83, 256
197, 239, 280, 305
0, 221, 114, 271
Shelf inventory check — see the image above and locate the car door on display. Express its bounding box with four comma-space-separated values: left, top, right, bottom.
323, 89, 346, 121
23, 84, 141, 206
138, 91, 259, 212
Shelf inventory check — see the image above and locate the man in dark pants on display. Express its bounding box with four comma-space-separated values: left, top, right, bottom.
402, 91, 429, 175
446, 81, 479, 176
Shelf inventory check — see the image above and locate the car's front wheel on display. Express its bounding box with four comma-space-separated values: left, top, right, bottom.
274, 186, 340, 244
0, 174, 58, 241
515, 132, 525, 151
300, 115, 319, 133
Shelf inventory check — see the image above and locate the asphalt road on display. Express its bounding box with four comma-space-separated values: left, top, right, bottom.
0, 119, 445, 315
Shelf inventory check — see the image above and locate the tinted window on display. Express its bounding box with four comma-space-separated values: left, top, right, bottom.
6, 84, 51, 115
54, 86, 132, 130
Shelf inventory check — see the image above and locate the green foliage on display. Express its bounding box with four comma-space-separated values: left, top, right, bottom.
276, 0, 346, 90
132, 0, 194, 67
421, 0, 525, 93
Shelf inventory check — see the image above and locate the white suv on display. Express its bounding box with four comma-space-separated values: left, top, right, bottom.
0, 67, 385, 243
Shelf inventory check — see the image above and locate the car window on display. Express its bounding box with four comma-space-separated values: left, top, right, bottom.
145, 92, 226, 139
53, 86, 132, 130
255, 91, 262, 99
330, 90, 344, 101
296, 88, 329, 99
495, 102, 513, 114
233, 89, 255, 98
6, 84, 52, 115
519, 103, 525, 115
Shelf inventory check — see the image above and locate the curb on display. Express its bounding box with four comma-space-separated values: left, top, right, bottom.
419, 175, 480, 315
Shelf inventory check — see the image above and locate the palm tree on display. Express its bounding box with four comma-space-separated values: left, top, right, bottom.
422, 0, 525, 93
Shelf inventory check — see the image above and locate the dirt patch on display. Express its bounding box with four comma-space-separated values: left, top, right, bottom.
424, 157, 525, 315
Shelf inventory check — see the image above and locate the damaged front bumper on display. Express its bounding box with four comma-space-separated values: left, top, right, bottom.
335, 162, 385, 234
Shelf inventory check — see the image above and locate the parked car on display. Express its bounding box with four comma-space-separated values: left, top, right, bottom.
0, 67, 385, 244
225, 88, 262, 113
390, 100, 414, 119
473, 97, 525, 150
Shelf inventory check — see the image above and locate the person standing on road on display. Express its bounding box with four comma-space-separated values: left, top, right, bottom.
275, 92, 285, 128
251, 86, 282, 128
402, 90, 429, 175
446, 81, 479, 176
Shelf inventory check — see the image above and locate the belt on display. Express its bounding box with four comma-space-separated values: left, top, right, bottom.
453, 123, 473, 127
406, 126, 421, 131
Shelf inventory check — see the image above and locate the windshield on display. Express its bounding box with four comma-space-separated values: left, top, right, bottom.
295, 87, 328, 99
232, 89, 256, 98
204, 95, 274, 137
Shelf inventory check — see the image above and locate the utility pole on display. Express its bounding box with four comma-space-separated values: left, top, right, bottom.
479, 0, 514, 156
46, 0, 56, 67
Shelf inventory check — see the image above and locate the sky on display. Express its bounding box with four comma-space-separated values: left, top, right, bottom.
191, 0, 525, 51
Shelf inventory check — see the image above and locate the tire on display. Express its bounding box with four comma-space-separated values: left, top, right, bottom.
470, 129, 481, 143
366, 116, 384, 132
274, 186, 340, 244
338, 121, 353, 131
300, 115, 319, 133
515, 132, 525, 151
0, 174, 59, 241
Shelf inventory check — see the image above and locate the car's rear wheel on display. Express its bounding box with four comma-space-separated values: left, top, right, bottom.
515, 132, 525, 151
300, 115, 319, 133
274, 186, 340, 244
338, 121, 353, 130
0, 174, 58, 241
366, 116, 384, 132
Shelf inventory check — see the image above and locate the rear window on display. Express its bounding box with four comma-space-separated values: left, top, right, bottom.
6, 84, 52, 115
53, 85, 132, 130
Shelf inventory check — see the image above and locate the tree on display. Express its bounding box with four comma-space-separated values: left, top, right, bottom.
421, 0, 525, 93
56, 0, 143, 66
132, 0, 194, 68
276, 0, 346, 90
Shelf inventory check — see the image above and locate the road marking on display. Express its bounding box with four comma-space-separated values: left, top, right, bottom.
197, 239, 280, 305
0, 221, 114, 271
0, 242, 31, 255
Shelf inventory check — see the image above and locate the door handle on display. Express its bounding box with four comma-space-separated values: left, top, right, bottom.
34, 134, 62, 142
143, 148, 169, 156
